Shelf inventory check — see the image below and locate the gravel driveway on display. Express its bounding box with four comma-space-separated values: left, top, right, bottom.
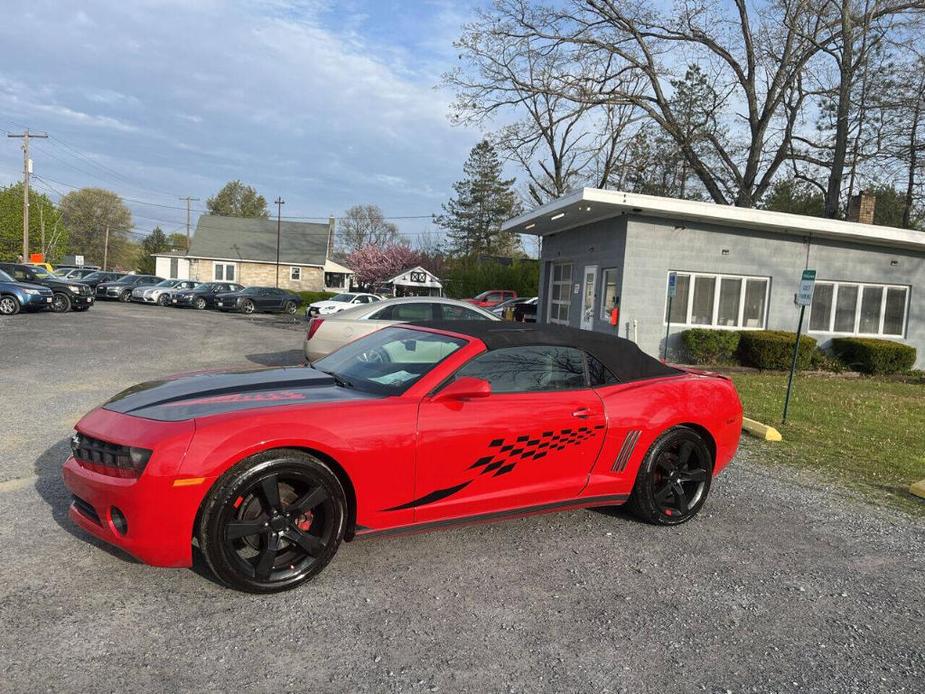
0, 302, 922, 693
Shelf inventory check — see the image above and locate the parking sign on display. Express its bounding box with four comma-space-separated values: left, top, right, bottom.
667, 272, 677, 298
796, 269, 816, 306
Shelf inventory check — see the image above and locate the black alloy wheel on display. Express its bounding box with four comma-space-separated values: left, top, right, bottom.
157, 294, 169, 306
284, 300, 297, 315
51, 292, 72, 313
194, 296, 207, 310
241, 298, 256, 314
119, 290, 132, 303
626, 427, 712, 526
0, 295, 20, 315
198, 450, 346, 593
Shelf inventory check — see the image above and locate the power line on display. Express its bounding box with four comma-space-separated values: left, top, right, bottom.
8, 128, 48, 259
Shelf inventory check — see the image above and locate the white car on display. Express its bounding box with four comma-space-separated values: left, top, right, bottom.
132, 279, 200, 306
307, 292, 382, 316
304, 296, 500, 362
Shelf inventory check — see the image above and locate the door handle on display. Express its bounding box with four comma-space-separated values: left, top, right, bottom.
572, 408, 591, 418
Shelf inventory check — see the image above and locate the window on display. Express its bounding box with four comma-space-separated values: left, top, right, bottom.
587, 354, 619, 387
439, 304, 491, 320
169, 257, 178, 279
214, 262, 235, 281
600, 269, 619, 320
370, 303, 436, 321
454, 346, 587, 393
665, 272, 768, 329
548, 263, 572, 325
809, 281, 909, 337
290, 267, 302, 281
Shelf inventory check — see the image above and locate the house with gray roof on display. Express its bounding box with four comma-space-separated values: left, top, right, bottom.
153, 214, 353, 292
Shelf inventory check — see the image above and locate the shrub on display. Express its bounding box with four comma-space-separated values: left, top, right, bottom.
680, 329, 740, 365
810, 348, 844, 373
737, 330, 817, 370
296, 291, 336, 305
830, 337, 917, 375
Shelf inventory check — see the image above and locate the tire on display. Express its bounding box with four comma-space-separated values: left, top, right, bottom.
241, 299, 255, 314
157, 294, 169, 306
284, 301, 297, 315
625, 427, 713, 526
194, 297, 208, 310
119, 290, 132, 303
198, 449, 347, 593
0, 295, 20, 315
51, 292, 72, 313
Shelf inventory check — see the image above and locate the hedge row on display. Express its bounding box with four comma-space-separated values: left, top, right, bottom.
295, 290, 337, 305
679, 329, 916, 374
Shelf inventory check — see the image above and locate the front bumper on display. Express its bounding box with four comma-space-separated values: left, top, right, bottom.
215, 300, 239, 311
21, 293, 54, 309
98, 286, 127, 299
71, 294, 94, 308
171, 295, 195, 306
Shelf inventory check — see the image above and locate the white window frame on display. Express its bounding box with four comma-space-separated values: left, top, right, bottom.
548, 262, 573, 325
290, 266, 302, 281
213, 262, 236, 281
600, 268, 619, 321
808, 280, 909, 338
663, 271, 770, 330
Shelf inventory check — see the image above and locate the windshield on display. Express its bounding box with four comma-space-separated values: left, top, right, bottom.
80, 272, 103, 281
313, 326, 467, 396
0, 269, 12, 282
329, 294, 354, 302
28, 267, 54, 279
155, 280, 177, 287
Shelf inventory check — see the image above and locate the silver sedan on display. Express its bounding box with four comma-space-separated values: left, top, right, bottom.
303, 296, 500, 362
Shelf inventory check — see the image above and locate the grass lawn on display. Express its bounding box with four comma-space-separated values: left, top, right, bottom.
729, 371, 925, 516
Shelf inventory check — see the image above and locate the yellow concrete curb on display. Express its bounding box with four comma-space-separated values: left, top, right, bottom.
742, 417, 783, 442
910, 480, 925, 500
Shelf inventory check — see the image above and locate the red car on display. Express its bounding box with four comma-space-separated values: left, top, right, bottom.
467, 289, 517, 308
63, 322, 742, 593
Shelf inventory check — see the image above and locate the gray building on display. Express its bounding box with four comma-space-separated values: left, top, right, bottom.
502, 188, 924, 368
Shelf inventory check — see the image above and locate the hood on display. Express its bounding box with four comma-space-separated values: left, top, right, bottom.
103, 366, 376, 422
3, 280, 52, 293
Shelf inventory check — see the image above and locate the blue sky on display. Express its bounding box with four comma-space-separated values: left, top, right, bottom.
0, 0, 483, 242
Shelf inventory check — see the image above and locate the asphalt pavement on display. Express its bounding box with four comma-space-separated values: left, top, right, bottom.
0, 301, 922, 693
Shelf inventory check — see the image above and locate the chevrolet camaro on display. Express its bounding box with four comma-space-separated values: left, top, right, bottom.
63, 322, 742, 593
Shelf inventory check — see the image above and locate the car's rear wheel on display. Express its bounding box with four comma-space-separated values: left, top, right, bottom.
194, 297, 207, 310
284, 300, 297, 315
51, 292, 71, 312
0, 295, 20, 315
241, 299, 255, 314
198, 450, 347, 593
626, 427, 712, 526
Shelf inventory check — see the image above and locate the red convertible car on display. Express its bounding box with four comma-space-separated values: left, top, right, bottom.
63, 322, 742, 593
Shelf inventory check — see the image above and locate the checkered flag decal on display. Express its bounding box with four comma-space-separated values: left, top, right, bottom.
469, 424, 606, 478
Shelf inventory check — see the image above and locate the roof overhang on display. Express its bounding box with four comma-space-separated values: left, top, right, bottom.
502, 188, 925, 253
323, 259, 354, 274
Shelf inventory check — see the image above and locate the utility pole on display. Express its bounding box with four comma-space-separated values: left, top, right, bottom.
178, 196, 199, 252
274, 197, 285, 288
7, 129, 48, 261
102, 225, 110, 271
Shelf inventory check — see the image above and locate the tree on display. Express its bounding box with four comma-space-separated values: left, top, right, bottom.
206, 180, 268, 218
761, 179, 826, 217
435, 140, 521, 256
337, 204, 401, 253
167, 232, 189, 251
137, 227, 170, 274
0, 183, 67, 262
867, 183, 923, 227
345, 243, 424, 287
59, 187, 134, 269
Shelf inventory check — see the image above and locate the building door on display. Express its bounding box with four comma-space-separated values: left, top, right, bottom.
580, 265, 597, 330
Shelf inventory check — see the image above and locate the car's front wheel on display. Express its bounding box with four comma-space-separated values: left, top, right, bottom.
119, 290, 132, 303
51, 292, 72, 312
194, 297, 207, 310
198, 450, 347, 593
0, 295, 20, 315
626, 427, 713, 525
240, 298, 255, 314
157, 294, 169, 306
284, 300, 297, 315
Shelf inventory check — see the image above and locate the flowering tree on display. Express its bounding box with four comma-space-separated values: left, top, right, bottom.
345, 243, 424, 287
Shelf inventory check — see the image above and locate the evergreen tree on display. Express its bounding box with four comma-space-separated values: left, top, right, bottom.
138, 227, 170, 274
436, 140, 521, 257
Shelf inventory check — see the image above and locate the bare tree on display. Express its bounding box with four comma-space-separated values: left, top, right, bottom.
337, 204, 401, 254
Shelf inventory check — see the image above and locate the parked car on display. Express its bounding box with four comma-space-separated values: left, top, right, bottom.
304, 296, 499, 362
55, 264, 101, 273
96, 274, 165, 302
0, 262, 95, 312
466, 290, 517, 308
132, 279, 200, 306
215, 286, 301, 314
491, 296, 537, 318
74, 271, 126, 290
57, 268, 98, 281
0, 268, 54, 315
62, 321, 742, 592
513, 299, 538, 323
307, 292, 382, 317
170, 281, 244, 309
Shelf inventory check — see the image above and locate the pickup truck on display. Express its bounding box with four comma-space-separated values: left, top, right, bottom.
466, 289, 517, 308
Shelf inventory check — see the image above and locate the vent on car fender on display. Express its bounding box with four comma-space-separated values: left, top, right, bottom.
612, 430, 641, 472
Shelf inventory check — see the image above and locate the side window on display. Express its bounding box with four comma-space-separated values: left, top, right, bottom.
587, 354, 619, 387
439, 304, 490, 320
455, 346, 587, 393
389, 303, 435, 321
485, 292, 502, 303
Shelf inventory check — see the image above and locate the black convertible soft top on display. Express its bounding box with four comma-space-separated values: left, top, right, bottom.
411, 320, 681, 383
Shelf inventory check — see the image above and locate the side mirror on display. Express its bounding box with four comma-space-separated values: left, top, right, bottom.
433, 376, 491, 402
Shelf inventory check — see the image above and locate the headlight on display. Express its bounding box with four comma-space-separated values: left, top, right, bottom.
68, 285, 81, 293
22, 288, 41, 295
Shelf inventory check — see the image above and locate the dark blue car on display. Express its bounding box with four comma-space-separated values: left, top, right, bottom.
0, 268, 54, 315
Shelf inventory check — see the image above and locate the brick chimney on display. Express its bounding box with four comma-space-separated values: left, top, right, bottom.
847, 191, 876, 224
